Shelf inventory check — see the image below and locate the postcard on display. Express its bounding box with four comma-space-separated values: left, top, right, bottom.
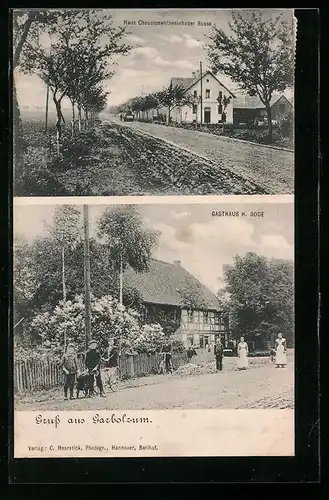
13, 198, 294, 457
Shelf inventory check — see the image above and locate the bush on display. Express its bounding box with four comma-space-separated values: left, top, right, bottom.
171, 339, 185, 353
27, 295, 183, 356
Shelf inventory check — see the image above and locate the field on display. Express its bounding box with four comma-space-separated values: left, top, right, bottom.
14, 118, 294, 196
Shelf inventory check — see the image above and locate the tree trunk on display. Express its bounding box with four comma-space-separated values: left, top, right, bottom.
13, 82, 24, 179
45, 84, 50, 132
53, 96, 65, 154
167, 106, 171, 125
78, 106, 82, 132
265, 103, 273, 142
71, 100, 75, 139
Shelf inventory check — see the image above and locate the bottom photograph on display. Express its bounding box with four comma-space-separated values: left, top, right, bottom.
13, 200, 294, 457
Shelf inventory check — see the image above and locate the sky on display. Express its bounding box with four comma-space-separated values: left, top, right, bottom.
14, 202, 294, 295
15, 8, 294, 117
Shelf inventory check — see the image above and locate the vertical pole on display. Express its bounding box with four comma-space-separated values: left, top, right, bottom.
62, 245, 67, 349
200, 61, 203, 126
62, 246, 67, 302
84, 205, 91, 350
45, 84, 49, 132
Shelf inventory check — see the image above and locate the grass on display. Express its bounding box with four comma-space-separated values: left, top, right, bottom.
15, 119, 269, 196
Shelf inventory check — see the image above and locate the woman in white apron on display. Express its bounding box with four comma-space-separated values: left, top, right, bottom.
237, 336, 249, 370
275, 333, 287, 367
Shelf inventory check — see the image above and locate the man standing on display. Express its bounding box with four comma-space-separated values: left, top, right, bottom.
85, 340, 105, 397
214, 337, 224, 371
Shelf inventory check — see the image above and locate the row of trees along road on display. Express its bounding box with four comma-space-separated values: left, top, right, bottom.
13, 10, 132, 153
118, 83, 194, 125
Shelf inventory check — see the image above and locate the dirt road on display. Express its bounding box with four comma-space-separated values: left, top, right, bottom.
110, 118, 294, 194
15, 357, 294, 411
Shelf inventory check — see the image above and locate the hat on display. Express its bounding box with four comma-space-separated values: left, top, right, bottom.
89, 340, 97, 347
67, 343, 75, 348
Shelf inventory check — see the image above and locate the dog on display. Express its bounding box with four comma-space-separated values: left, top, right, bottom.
76, 370, 91, 398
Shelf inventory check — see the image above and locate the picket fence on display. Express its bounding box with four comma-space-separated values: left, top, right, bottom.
14, 352, 188, 393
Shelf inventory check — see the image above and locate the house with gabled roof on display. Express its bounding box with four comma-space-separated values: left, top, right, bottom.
124, 258, 229, 348
169, 69, 235, 125
233, 93, 293, 124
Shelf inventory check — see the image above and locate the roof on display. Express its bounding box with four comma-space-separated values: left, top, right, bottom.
124, 259, 221, 311
170, 71, 235, 97
234, 93, 293, 109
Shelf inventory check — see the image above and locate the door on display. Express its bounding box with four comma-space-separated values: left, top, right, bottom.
204, 108, 211, 124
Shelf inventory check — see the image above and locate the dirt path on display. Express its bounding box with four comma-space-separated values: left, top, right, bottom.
15, 358, 294, 411
110, 118, 294, 195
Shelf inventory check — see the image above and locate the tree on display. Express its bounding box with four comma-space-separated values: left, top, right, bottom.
156, 84, 194, 124
44, 205, 82, 304
19, 10, 132, 146
207, 10, 294, 140
97, 205, 159, 304
220, 252, 294, 347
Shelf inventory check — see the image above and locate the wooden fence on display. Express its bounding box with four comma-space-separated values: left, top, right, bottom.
14, 352, 188, 393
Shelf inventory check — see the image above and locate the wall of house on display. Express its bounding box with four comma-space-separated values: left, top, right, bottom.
174, 308, 229, 348
171, 73, 233, 125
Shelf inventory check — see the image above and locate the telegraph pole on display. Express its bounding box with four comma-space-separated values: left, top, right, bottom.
200, 61, 203, 126
83, 205, 92, 350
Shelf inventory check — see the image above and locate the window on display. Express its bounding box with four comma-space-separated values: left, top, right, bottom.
205, 89, 210, 99
206, 79, 209, 82
192, 104, 197, 114
182, 309, 188, 321
214, 312, 219, 325
193, 90, 197, 98
218, 91, 223, 99
187, 310, 194, 322
279, 103, 285, 113
218, 104, 222, 114
204, 311, 209, 324
209, 312, 215, 324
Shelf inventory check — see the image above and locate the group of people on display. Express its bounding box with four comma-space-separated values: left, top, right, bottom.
214, 333, 288, 372
60, 339, 118, 401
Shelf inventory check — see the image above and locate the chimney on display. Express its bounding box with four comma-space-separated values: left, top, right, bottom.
174, 260, 181, 266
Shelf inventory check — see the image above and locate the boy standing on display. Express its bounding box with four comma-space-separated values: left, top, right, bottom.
60, 343, 79, 400
85, 340, 105, 397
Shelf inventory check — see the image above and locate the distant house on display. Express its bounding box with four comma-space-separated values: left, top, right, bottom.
233, 94, 293, 125
169, 70, 235, 125
124, 259, 229, 348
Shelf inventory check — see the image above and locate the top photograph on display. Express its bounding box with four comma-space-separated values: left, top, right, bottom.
13, 8, 295, 197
